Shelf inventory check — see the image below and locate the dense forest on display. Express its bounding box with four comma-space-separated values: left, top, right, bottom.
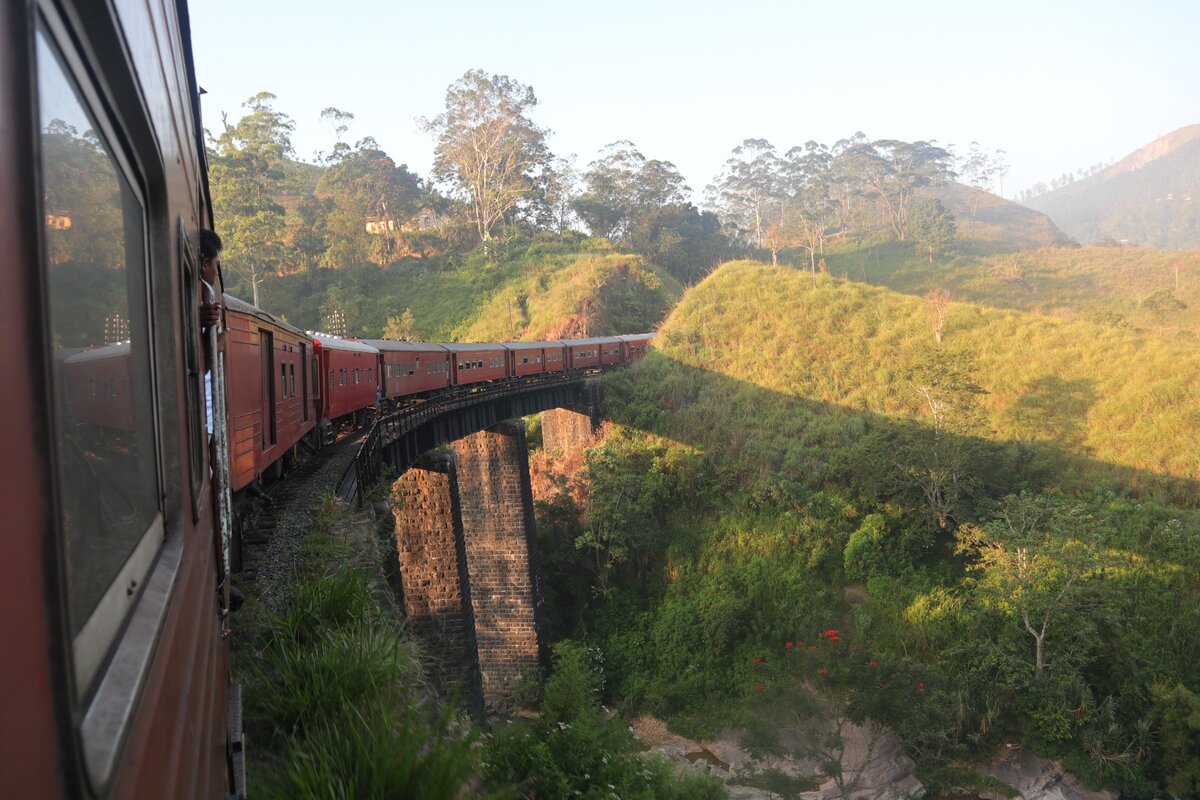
213, 70, 1200, 799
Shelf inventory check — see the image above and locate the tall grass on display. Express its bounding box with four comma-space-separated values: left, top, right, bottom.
237, 518, 490, 799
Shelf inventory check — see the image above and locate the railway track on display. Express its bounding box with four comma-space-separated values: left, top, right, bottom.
235, 428, 368, 605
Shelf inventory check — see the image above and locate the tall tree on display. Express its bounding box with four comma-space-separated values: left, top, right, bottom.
841, 139, 954, 240
573, 141, 690, 240
707, 138, 787, 248
422, 70, 550, 244
318, 136, 424, 267
209, 92, 296, 306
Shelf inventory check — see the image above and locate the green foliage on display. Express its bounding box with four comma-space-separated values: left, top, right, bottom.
483, 642, 727, 799
233, 233, 678, 341
237, 512, 486, 798
908, 198, 957, 262
579, 430, 702, 591
1147, 683, 1200, 796
575, 142, 731, 284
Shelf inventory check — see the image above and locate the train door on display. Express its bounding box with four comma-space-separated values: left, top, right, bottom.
300, 342, 309, 422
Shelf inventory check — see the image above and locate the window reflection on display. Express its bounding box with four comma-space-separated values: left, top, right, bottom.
38, 30, 160, 645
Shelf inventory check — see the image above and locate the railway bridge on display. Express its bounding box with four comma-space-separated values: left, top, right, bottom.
337, 372, 606, 714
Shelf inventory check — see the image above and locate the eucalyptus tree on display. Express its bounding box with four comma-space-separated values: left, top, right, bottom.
840, 138, 954, 240
208, 91, 296, 306
422, 70, 551, 244
573, 141, 691, 240
707, 138, 788, 248
573, 142, 727, 283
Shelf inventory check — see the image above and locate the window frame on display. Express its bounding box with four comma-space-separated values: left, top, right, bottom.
33, 6, 187, 792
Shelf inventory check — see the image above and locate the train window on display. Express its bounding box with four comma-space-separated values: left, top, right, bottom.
328, 368, 334, 388
291, 363, 297, 397
38, 25, 163, 698
281, 363, 288, 399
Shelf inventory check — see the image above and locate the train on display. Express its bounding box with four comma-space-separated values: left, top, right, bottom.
0, 0, 652, 796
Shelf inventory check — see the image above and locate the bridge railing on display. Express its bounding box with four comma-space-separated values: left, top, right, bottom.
338, 370, 594, 509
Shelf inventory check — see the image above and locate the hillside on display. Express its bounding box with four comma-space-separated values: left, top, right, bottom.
225, 235, 679, 341
1024, 124, 1200, 248
577, 260, 1200, 794
926, 182, 1074, 250
610, 261, 1200, 500
820, 241, 1200, 349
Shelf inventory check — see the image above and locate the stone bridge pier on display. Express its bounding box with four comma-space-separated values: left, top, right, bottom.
389, 421, 544, 714
541, 377, 605, 456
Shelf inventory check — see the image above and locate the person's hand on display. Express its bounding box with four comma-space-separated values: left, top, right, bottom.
200, 301, 221, 328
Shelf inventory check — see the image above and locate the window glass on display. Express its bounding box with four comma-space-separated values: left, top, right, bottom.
39, 30, 160, 650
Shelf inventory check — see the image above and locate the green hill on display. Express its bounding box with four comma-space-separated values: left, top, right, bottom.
579, 261, 1200, 792
820, 241, 1200, 349
611, 260, 1200, 501
227, 234, 679, 341
926, 182, 1075, 250
1024, 124, 1200, 248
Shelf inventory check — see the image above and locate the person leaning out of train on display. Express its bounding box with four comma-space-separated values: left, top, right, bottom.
199, 229, 223, 434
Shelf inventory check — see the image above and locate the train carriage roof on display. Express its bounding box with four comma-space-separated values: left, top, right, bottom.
308, 332, 380, 354
355, 339, 449, 355
559, 337, 622, 346
616, 333, 656, 342
501, 341, 564, 350
223, 293, 306, 337
439, 342, 508, 353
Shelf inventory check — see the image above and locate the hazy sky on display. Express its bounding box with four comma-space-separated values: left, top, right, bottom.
191, 0, 1199, 201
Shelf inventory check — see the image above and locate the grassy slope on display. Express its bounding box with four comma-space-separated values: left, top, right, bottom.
238, 236, 680, 341
819, 239, 1200, 350
612, 260, 1199, 500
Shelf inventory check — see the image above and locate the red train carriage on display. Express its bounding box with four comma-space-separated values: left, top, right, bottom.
1, 0, 237, 796
223, 294, 317, 489
443, 342, 509, 386
503, 341, 559, 377
561, 338, 606, 370
358, 339, 451, 402
617, 333, 654, 362
313, 333, 381, 435
598, 337, 623, 366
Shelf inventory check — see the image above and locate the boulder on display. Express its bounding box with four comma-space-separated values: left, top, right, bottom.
987, 748, 1117, 800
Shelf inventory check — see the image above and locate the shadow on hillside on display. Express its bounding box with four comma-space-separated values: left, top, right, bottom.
606, 353, 1199, 512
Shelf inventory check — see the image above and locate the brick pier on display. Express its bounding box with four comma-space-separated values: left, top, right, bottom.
389, 453, 481, 707
452, 422, 543, 710
390, 422, 544, 713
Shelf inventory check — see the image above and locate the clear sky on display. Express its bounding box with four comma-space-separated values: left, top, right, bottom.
190, 0, 1200, 201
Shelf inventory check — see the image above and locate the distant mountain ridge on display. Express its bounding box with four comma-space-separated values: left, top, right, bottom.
1024, 124, 1200, 248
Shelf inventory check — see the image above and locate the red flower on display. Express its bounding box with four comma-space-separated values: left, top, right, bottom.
917, 682, 926, 693
809, 645, 817, 651
869, 661, 878, 667
755, 684, 765, 692
797, 641, 805, 647
753, 657, 762, 664
819, 668, 829, 676
785, 642, 794, 649
852, 645, 862, 651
